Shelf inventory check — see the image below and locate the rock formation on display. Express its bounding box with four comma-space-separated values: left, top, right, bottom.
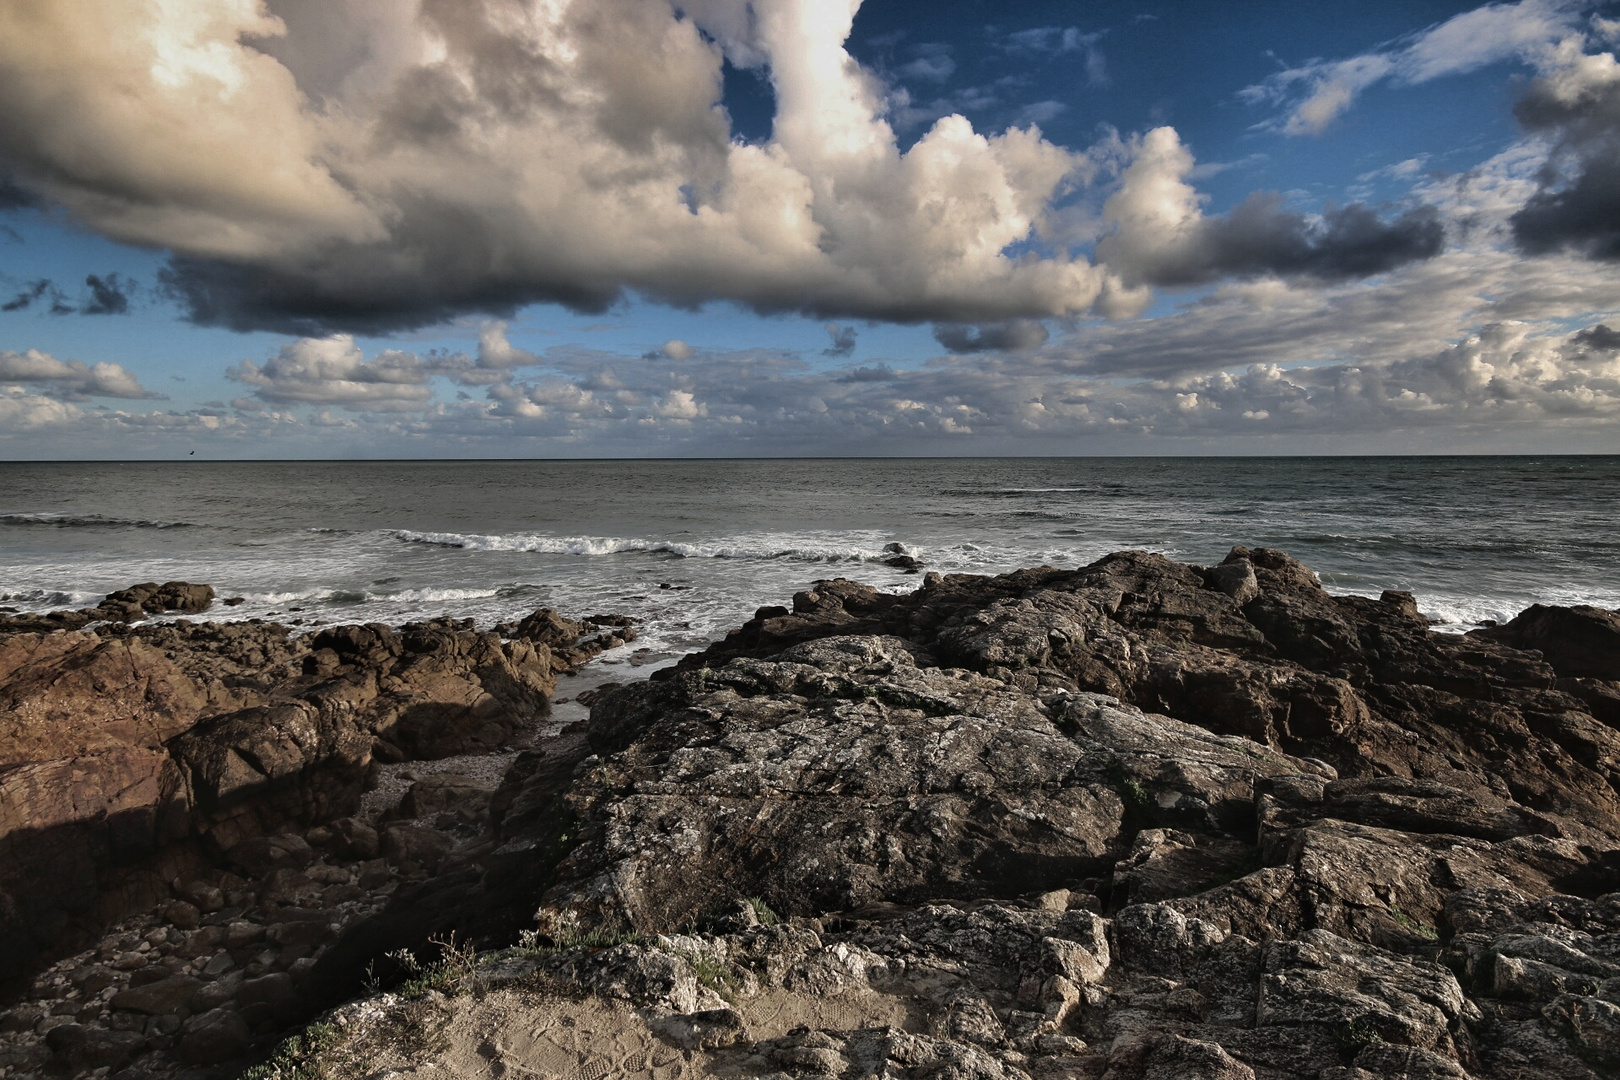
4, 548, 1620, 1079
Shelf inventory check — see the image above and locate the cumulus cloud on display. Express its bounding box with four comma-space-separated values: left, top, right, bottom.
1242, 0, 1586, 135
934, 319, 1050, 353
227, 335, 434, 410
1096, 128, 1444, 287
0, 0, 1123, 334
0, 349, 156, 399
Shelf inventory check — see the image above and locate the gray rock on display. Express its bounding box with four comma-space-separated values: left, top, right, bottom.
1204, 560, 1260, 605
1102, 1033, 1255, 1079
109, 975, 204, 1015
176, 1006, 252, 1065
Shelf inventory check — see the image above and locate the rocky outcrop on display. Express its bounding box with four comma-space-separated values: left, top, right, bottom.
273, 547, 1620, 1080
0, 595, 625, 989
6, 549, 1620, 1079
0, 580, 217, 632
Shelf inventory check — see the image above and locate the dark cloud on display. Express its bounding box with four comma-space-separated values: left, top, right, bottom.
1149, 196, 1445, 286
934, 319, 1050, 353
80, 273, 132, 315
0, 173, 40, 210
1510, 74, 1620, 261
159, 250, 617, 337
836, 364, 899, 383
823, 323, 857, 356
1572, 323, 1620, 351
2, 279, 54, 312
2, 275, 136, 315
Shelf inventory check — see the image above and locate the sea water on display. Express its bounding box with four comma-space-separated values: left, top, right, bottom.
0, 457, 1615, 669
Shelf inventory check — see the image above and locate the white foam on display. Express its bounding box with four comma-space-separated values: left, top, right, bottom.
391, 529, 912, 564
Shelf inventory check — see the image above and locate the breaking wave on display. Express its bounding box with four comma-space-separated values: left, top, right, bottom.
391, 530, 915, 564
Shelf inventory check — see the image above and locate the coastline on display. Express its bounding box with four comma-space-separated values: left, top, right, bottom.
0, 546, 1617, 1078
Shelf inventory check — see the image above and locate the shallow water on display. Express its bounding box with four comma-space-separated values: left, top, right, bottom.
1, 457, 1615, 668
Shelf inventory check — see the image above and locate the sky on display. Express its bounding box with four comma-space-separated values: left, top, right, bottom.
0, 0, 1618, 458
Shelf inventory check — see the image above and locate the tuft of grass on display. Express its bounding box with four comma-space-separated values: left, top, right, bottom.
676, 948, 738, 1001
746, 896, 780, 926
516, 918, 647, 955
1337, 1018, 1385, 1055
239, 1021, 345, 1080
385, 933, 482, 999
1106, 760, 1152, 808
1387, 906, 1439, 941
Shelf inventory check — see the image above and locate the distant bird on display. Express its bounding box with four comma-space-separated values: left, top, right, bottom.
189, 450, 195, 456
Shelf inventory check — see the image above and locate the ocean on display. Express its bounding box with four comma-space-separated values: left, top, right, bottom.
1, 457, 1615, 670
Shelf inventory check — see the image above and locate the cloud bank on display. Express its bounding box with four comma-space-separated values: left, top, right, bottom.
0, 0, 1127, 334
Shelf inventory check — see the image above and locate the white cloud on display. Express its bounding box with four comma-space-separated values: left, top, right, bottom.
0, 349, 156, 399
227, 334, 434, 410
0, 0, 1117, 333
1243, 0, 1588, 134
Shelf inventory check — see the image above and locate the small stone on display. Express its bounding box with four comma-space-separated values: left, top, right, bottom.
112, 953, 147, 972
0, 1005, 45, 1034
224, 921, 265, 949
258, 868, 319, 906
185, 884, 225, 913
202, 953, 236, 978
165, 901, 201, 931
1033, 889, 1072, 913
70, 967, 116, 996
356, 859, 393, 889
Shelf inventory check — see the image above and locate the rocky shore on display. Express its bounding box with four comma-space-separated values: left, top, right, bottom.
3, 548, 1620, 1079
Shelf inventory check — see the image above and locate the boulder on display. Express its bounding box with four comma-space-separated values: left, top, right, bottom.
176, 1006, 251, 1065
45, 1023, 146, 1069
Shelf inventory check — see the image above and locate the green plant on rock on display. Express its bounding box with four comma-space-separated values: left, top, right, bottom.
1106, 760, 1152, 809
1387, 906, 1439, 940
674, 947, 738, 1001
1337, 1018, 1385, 1055
747, 896, 780, 926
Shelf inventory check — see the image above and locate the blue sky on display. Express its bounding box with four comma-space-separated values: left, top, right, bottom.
1, 0, 1617, 457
